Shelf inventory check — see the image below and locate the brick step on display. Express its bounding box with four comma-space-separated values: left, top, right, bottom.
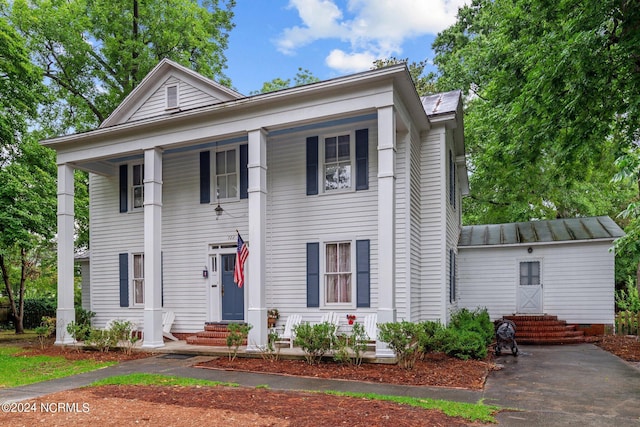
504, 315, 558, 322
204, 324, 232, 332
513, 320, 568, 327
517, 330, 585, 339
516, 325, 576, 333
517, 336, 586, 345
191, 330, 230, 338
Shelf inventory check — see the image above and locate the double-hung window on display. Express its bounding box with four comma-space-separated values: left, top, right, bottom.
324, 134, 352, 191
131, 163, 144, 209
215, 148, 238, 199
132, 253, 144, 305
325, 242, 352, 304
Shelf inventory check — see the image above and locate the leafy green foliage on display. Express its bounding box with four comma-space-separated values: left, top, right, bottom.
417, 320, 444, 354
251, 67, 320, 94
34, 316, 56, 349
378, 321, 424, 369
434, 328, 487, 361
332, 323, 369, 366
449, 308, 494, 346
226, 323, 252, 362
433, 0, 638, 238
293, 321, 337, 365
616, 277, 640, 312
22, 298, 56, 329
372, 57, 438, 96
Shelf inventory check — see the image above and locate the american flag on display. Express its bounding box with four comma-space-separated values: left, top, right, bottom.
234, 232, 249, 287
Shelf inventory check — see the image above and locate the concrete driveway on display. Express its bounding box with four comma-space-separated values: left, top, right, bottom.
484, 344, 640, 426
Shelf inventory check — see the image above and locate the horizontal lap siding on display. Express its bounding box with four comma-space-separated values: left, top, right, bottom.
130, 77, 222, 122
445, 131, 461, 319
395, 135, 408, 320
409, 132, 422, 321
459, 242, 615, 324
419, 129, 444, 320
266, 120, 378, 322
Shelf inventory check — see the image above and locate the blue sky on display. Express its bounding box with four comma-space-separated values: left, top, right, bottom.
225, 0, 468, 95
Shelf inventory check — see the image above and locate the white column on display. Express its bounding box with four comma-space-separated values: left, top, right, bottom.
376, 106, 397, 358
142, 148, 164, 348
246, 129, 267, 351
56, 164, 76, 344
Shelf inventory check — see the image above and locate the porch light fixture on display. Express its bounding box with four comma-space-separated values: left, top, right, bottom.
214, 189, 224, 219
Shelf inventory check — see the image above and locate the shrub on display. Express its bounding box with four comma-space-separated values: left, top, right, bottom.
449, 308, 494, 346
435, 328, 487, 360
378, 321, 424, 369
226, 323, 252, 362
86, 328, 118, 353
616, 277, 640, 312
35, 316, 56, 349
293, 321, 337, 365
109, 320, 139, 355
418, 320, 444, 354
66, 320, 92, 344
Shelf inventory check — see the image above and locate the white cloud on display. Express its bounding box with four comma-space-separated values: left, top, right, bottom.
325, 49, 376, 73
276, 0, 469, 72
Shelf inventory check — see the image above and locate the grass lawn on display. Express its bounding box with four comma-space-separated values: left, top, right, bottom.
0, 346, 116, 388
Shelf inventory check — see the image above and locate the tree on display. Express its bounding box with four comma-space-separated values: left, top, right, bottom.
0, 7, 42, 151
0, 138, 57, 333
432, 0, 638, 225
251, 67, 320, 95
6, 0, 236, 133
372, 57, 438, 96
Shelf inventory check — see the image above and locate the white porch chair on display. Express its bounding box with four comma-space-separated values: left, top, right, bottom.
363, 313, 377, 341
320, 311, 341, 332
162, 311, 179, 341
275, 314, 302, 348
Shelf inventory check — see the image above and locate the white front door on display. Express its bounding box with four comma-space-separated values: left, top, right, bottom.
517, 260, 543, 314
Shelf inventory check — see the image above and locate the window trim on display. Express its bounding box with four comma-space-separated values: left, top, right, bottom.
129, 162, 144, 212
131, 252, 145, 307
321, 239, 356, 307
211, 146, 240, 202
519, 260, 541, 286
320, 131, 355, 193
449, 249, 457, 303
165, 84, 179, 110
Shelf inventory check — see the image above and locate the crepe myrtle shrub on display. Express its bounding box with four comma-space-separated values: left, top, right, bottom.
108, 320, 139, 355
378, 321, 425, 369
449, 307, 494, 346
34, 316, 56, 349
86, 327, 119, 353
293, 321, 337, 365
226, 323, 252, 362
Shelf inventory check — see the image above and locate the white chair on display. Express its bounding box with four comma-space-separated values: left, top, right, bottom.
162, 311, 179, 341
364, 313, 377, 341
320, 311, 341, 332
275, 314, 302, 348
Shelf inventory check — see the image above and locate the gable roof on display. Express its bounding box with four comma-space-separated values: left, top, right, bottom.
459, 216, 624, 247
100, 58, 243, 128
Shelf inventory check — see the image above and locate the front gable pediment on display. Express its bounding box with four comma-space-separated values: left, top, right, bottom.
100, 58, 243, 128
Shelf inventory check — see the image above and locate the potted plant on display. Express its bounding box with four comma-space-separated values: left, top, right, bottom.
267, 308, 280, 328
346, 314, 356, 325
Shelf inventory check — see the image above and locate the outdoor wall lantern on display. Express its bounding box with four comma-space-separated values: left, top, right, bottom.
202, 266, 209, 278
527, 247, 533, 253
214, 189, 224, 219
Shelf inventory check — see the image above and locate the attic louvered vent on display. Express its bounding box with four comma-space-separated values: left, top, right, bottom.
166, 84, 179, 109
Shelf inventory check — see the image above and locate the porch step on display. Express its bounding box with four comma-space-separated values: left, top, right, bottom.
502, 315, 586, 345
186, 322, 248, 347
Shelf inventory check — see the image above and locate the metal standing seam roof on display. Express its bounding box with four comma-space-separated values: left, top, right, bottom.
459, 216, 624, 247
421, 90, 461, 117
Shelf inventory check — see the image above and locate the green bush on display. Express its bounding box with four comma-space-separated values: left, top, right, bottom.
435, 328, 487, 360
293, 321, 336, 365
226, 323, 252, 362
418, 320, 444, 354
86, 328, 118, 353
378, 321, 424, 369
23, 298, 56, 329
449, 308, 494, 346
616, 277, 640, 312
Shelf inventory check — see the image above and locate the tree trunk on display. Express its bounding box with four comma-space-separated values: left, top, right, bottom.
14, 248, 28, 334
0, 253, 23, 334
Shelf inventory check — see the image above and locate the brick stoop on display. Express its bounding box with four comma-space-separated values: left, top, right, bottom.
502, 315, 586, 345
186, 322, 248, 346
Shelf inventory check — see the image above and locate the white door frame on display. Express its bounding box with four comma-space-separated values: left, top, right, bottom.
516, 258, 543, 314
207, 244, 238, 322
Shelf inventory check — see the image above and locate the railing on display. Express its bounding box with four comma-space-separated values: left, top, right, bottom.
615, 311, 640, 336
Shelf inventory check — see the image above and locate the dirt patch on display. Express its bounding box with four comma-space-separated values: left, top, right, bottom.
0, 385, 481, 426
195, 352, 492, 389
595, 334, 640, 362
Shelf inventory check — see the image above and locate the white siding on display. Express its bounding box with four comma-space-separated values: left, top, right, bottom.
129, 76, 224, 122
408, 130, 422, 321
265, 119, 379, 323
458, 242, 615, 324
418, 127, 446, 320
445, 130, 461, 319
395, 132, 408, 320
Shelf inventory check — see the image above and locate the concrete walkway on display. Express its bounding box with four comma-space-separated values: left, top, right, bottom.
1, 344, 639, 426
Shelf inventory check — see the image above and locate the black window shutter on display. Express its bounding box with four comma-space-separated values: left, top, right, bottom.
306, 243, 320, 307
200, 151, 210, 204
119, 253, 129, 307
306, 136, 318, 195
240, 144, 248, 199
119, 164, 128, 213
355, 129, 369, 191
356, 239, 370, 307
